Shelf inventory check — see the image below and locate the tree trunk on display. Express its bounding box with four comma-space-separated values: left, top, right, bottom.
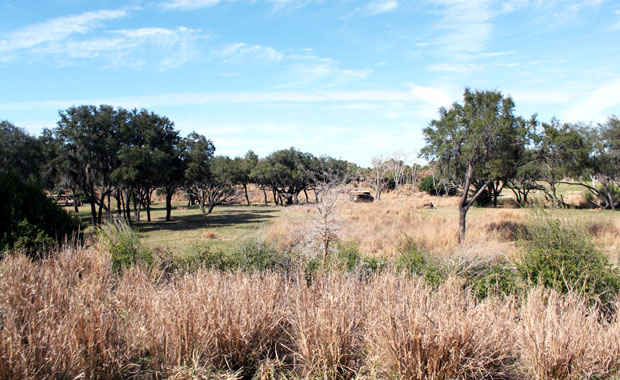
263, 189, 267, 206
165, 189, 173, 221
458, 204, 467, 244
89, 197, 97, 230
243, 183, 250, 206
146, 190, 152, 222
304, 189, 309, 204
116, 190, 122, 216
125, 190, 132, 225
72, 190, 79, 213
322, 238, 330, 265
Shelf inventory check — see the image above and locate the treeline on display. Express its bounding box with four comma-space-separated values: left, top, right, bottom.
421, 88, 620, 241
0, 105, 354, 228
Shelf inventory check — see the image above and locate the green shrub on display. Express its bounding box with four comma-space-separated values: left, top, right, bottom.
96, 220, 152, 271
457, 258, 520, 300
0, 171, 82, 257
183, 239, 292, 273
517, 213, 620, 310
330, 241, 384, 274
418, 176, 457, 196
395, 237, 446, 286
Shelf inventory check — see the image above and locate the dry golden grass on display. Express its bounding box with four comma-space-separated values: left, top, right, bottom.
365, 275, 516, 380
4, 246, 620, 379
518, 288, 620, 380
289, 272, 365, 379
266, 190, 620, 261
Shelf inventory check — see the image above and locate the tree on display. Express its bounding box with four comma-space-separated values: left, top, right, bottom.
370, 156, 390, 200
233, 150, 259, 206
0, 171, 82, 257
565, 117, 620, 210
537, 119, 592, 207
0, 121, 45, 183
54, 105, 122, 228
203, 156, 237, 213
113, 109, 181, 223
422, 88, 523, 243
387, 151, 408, 191
261, 148, 315, 205
182, 132, 216, 213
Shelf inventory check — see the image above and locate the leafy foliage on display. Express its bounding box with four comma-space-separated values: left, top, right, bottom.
395, 237, 446, 286
0, 171, 82, 257
96, 220, 152, 271
517, 213, 620, 310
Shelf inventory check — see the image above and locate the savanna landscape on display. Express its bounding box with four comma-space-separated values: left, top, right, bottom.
1, 97, 620, 379
2, 1, 620, 379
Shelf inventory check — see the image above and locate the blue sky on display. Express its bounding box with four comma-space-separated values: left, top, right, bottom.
1, 0, 619, 166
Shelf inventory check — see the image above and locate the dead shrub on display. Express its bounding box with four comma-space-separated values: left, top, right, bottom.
486, 220, 525, 241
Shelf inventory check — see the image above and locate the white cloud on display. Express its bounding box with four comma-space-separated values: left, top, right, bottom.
161, 0, 221, 10
0, 89, 429, 111
562, 79, 620, 122
23, 26, 207, 70
213, 43, 284, 62
427, 63, 481, 72
358, 0, 399, 16
428, 0, 493, 58
408, 84, 455, 109
0, 9, 128, 54
507, 89, 576, 105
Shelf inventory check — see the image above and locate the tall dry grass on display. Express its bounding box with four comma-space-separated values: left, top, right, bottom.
365, 275, 516, 380
3, 246, 620, 379
267, 191, 620, 260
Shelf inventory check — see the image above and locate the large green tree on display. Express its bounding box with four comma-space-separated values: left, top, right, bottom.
0, 121, 46, 183
54, 105, 122, 228
182, 132, 216, 213
422, 88, 525, 242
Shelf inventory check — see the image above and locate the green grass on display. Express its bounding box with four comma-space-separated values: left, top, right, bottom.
64, 202, 282, 256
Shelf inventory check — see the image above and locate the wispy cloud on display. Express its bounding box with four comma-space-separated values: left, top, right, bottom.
161, 0, 221, 10
562, 79, 620, 122
160, 0, 319, 11
0, 8, 128, 54
428, 0, 493, 59
213, 42, 284, 62
0, 89, 433, 111
16, 26, 207, 70
427, 63, 481, 72
357, 0, 399, 16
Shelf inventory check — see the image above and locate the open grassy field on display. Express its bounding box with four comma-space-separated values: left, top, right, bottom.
65, 202, 282, 256
64, 188, 620, 260
3, 189, 619, 379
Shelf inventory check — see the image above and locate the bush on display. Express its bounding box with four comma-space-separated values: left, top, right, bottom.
458, 257, 520, 300
329, 241, 384, 274
0, 171, 82, 257
395, 237, 445, 286
96, 220, 152, 271
418, 176, 457, 196
517, 213, 620, 311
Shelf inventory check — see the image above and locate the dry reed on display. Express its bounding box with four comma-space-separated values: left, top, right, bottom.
3, 246, 620, 379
